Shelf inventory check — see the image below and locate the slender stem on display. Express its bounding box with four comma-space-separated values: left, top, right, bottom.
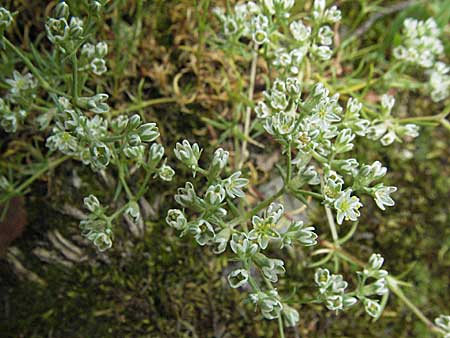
111, 97, 177, 116
118, 169, 134, 201
387, 276, 445, 335
229, 188, 285, 228
398, 115, 442, 124
295, 189, 324, 200
2, 37, 66, 97
0, 155, 70, 204
108, 201, 132, 221
239, 45, 258, 169
324, 205, 340, 248
136, 168, 156, 200
278, 316, 286, 338
440, 118, 450, 132
71, 54, 79, 103
285, 143, 292, 185
321, 240, 444, 336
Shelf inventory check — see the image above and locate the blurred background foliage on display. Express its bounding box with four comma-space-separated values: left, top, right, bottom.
0, 0, 449, 337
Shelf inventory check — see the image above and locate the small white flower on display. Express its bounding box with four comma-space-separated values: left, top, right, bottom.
334, 189, 363, 224
228, 269, 249, 288
289, 20, 311, 42
373, 185, 397, 210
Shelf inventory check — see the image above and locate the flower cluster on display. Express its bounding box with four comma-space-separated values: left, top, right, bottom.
274, 0, 341, 73
427, 62, 450, 103
45, 2, 85, 53
213, 0, 340, 72
167, 141, 319, 326
393, 18, 449, 102
80, 195, 113, 251
258, 79, 402, 225
435, 315, 450, 338
0, 7, 13, 39
0, 69, 38, 133
80, 41, 108, 76
366, 94, 419, 146
314, 268, 357, 311
393, 18, 443, 69
315, 253, 389, 318
1, 2, 172, 252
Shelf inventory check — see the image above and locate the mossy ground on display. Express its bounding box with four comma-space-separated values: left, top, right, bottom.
0, 1, 449, 337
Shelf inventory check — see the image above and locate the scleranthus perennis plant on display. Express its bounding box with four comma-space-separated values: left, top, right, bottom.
393, 17, 449, 102
0, 2, 173, 251
165, 0, 449, 336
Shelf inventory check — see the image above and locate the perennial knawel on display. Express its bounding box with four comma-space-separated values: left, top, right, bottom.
0, 2, 173, 251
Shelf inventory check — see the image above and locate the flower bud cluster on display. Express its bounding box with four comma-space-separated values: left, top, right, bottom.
435, 315, 450, 338
273, 0, 341, 74
366, 94, 420, 146
80, 195, 113, 251
213, 2, 271, 46
80, 41, 109, 76
0, 7, 13, 39
45, 2, 86, 53
393, 18, 443, 69
393, 18, 449, 102
358, 253, 389, 318
168, 144, 320, 327
258, 80, 402, 224
213, 0, 340, 73
0, 71, 37, 133
315, 253, 389, 317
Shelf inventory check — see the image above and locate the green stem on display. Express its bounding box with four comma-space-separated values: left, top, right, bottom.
71, 54, 79, 103
325, 205, 340, 248
239, 45, 258, 169
321, 241, 444, 336
229, 188, 285, 228
118, 169, 134, 201
108, 201, 132, 221
111, 97, 177, 116
0, 155, 70, 204
285, 143, 292, 185
294, 189, 323, 200
2, 37, 66, 97
136, 168, 155, 200
387, 276, 445, 336
278, 316, 286, 338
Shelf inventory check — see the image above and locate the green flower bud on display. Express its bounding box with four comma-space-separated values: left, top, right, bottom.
69, 17, 83, 38
282, 304, 300, 327
93, 229, 113, 252
128, 114, 141, 130
54, 2, 70, 19
83, 194, 100, 213
95, 41, 108, 57
174, 140, 202, 172
212, 227, 230, 254
204, 184, 226, 205
145, 143, 163, 168
111, 115, 128, 132
90, 57, 107, 75
128, 134, 141, 147
208, 148, 229, 178
0, 7, 13, 31
137, 122, 159, 142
